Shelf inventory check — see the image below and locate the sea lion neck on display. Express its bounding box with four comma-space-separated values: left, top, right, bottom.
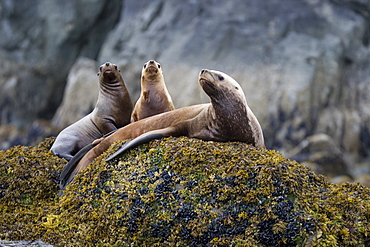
210, 95, 248, 123
100, 73, 124, 90
209, 98, 252, 142
142, 74, 164, 89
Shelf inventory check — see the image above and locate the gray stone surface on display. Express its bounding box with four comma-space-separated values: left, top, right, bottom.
287, 133, 351, 178
51, 57, 98, 129
0, 240, 53, 246
0, 0, 122, 127
97, 0, 370, 164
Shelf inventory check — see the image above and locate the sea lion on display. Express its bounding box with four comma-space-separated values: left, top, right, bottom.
61, 69, 265, 188
59, 69, 265, 191
131, 60, 175, 122
50, 62, 133, 161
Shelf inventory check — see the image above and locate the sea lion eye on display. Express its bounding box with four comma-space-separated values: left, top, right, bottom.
99, 66, 103, 71
158, 64, 161, 68
218, 75, 224, 81
144, 64, 147, 69
114, 65, 118, 70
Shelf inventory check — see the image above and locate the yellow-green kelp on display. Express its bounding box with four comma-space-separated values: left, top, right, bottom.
0, 137, 369, 246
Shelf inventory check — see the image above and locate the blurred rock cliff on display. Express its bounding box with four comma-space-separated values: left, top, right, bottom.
0, 0, 370, 179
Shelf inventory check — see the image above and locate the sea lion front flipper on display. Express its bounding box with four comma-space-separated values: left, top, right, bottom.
105, 133, 165, 162
59, 143, 95, 195
91, 129, 119, 145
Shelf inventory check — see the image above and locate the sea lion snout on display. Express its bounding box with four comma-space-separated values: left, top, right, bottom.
99, 62, 121, 82
144, 60, 160, 74
199, 69, 212, 81
199, 69, 215, 95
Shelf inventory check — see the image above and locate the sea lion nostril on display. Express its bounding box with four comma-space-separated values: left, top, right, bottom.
149, 60, 154, 64
105, 62, 110, 66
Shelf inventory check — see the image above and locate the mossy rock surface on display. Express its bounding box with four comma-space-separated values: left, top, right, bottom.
1, 137, 369, 246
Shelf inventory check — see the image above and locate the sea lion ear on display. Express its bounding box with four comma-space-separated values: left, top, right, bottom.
118, 69, 121, 72
97, 72, 100, 76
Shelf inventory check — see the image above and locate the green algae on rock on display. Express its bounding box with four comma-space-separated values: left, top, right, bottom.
1, 137, 370, 246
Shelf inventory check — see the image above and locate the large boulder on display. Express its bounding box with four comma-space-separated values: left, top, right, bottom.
51, 57, 99, 129
1, 0, 370, 176
0, 137, 369, 246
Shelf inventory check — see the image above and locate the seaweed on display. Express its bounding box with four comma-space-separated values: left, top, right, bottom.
0, 137, 369, 246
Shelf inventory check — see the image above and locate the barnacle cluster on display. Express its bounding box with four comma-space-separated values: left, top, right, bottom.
1, 137, 370, 246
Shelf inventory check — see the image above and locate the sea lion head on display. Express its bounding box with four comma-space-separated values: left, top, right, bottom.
98, 62, 121, 82
199, 69, 258, 142
199, 69, 246, 105
142, 60, 162, 81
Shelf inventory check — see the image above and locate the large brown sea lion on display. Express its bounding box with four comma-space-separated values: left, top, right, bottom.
131, 60, 175, 122
50, 62, 133, 161
60, 69, 265, 191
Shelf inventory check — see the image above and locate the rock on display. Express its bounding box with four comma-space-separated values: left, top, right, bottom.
0, 124, 19, 150
51, 57, 98, 129
96, 0, 370, 164
1, 137, 369, 246
354, 173, 370, 187
0, 0, 122, 127
0, 240, 53, 247
287, 133, 351, 178
1, 0, 370, 177
330, 175, 353, 184
0, 120, 57, 150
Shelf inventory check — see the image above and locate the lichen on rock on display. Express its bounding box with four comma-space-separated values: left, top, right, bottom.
1, 137, 369, 246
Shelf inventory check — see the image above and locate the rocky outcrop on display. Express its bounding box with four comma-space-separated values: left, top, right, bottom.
1, 138, 369, 246
100, 0, 370, 163
1, 0, 370, 176
0, 0, 122, 127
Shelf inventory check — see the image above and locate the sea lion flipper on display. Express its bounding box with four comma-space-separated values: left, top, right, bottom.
106, 133, 165, 162
59, 143, 95, 195
103, 129, 118, 137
